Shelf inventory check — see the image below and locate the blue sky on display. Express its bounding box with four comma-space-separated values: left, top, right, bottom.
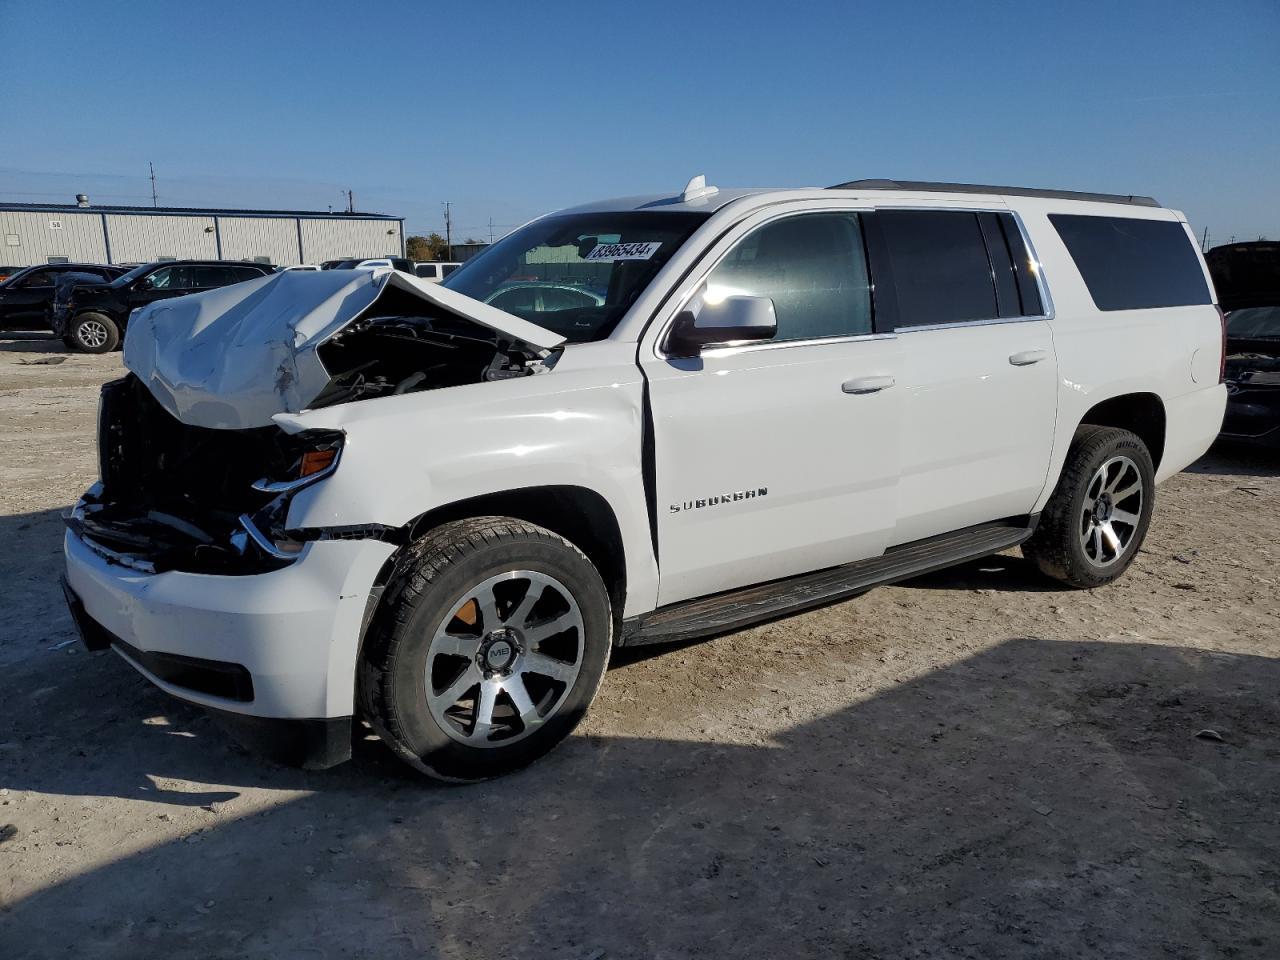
1, 0, 1277, 245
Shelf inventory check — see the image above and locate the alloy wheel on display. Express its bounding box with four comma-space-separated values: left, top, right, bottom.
424, 570, 584, 747
77, 320, 108, 349
1079, 455, 1144, 567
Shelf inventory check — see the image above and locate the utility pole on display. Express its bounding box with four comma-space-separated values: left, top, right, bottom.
488, 217, 495, 244
344, 189, 355, 214
149, 162, 158, 207
443, 202, 453, 260
1201, 225, 1209, 252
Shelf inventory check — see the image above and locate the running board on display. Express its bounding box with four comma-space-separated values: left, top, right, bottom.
622, 517, 1036, 647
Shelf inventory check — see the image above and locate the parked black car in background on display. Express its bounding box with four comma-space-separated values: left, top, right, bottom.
0, 263, 130, 331
1207, 242, 1280, 448
56, 260, 274, 353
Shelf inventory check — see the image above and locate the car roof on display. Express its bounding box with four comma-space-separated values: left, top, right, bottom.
556, 187, 776, 216
554, 180, 1167, 217
19, 262, 126, 270
139, 260, 271, 268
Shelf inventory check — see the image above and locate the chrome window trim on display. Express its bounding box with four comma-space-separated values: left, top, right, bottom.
698, 330, 897, 358
1008, 208, 1056, 320
652, 205, 877, 360
894, 315, 1047, 334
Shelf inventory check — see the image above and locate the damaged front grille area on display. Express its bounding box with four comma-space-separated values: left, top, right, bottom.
76, 375, 346, 574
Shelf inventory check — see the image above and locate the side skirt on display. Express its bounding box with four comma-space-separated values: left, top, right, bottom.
621, 516, 1038, 647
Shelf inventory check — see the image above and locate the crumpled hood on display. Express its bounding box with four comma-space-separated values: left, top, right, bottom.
123, 269, 565, 430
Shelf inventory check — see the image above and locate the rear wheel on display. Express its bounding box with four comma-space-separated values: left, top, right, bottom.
359, 517, 612, 782
1023, 425, 1155, 588
68, 312, 119, 353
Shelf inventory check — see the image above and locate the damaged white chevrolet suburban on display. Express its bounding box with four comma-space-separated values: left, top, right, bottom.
63, 177, 1227, 781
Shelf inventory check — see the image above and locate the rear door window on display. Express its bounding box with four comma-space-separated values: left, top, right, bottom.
703, 212, 873, 342
872, 211, 998, 328
1049, 214, 1211, 311
192, 266, 229, 287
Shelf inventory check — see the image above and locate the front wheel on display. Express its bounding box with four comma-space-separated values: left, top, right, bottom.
68, 312, 120, 353
359, 517, 612, 782
1023, 425, 1155, 588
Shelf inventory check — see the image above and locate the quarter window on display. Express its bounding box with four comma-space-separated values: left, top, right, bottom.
703, 213, 873, 342
874, 211, 999, 328
1049, 214, 1211, 311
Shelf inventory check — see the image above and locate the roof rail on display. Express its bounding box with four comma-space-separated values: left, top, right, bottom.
828, 179, 1160, 208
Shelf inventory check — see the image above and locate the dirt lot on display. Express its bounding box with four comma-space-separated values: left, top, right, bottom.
0, 331, 1278, 960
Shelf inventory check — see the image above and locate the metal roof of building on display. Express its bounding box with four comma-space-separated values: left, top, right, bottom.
0, 201, 402, 220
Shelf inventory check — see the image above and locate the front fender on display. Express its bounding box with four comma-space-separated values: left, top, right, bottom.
279, 345, 658, 614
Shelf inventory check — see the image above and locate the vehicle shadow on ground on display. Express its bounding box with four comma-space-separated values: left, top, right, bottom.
897, 551, 1058, 593
0, 332, 67, 354
2, 636, 1277, 959
0, 508, 81, 662
1187, 442, 1280, 478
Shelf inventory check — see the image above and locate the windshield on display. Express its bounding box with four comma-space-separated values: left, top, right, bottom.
443, 211, 708, 342
1227, 306, 1280, 339
110, 264, 154, 287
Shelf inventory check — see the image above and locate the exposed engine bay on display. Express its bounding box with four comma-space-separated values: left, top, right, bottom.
1225, 351, 1280, 382
314, 311, 552, 409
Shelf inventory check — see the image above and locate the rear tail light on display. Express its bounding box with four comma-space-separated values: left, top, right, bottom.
1217, 305, 1227, 383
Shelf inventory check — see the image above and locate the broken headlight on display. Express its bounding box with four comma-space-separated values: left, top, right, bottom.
238, 430, 345, 560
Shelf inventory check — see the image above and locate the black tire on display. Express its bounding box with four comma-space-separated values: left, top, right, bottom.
68, 312, 120, 353
359, 517, 612, 782
1023, 425, 1156, 588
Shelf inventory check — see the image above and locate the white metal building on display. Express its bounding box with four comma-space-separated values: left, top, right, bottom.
0, 201, 404, 267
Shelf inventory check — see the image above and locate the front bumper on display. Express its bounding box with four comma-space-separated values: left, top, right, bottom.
63, 526, 396, 763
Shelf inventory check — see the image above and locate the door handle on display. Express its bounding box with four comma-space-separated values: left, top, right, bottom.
842, 375, 896, 394
1008, 349, 1049, 366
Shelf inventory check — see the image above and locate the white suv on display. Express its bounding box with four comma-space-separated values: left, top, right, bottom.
63, 176, 1227, 780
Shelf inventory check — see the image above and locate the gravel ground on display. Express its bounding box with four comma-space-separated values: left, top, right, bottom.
1, 331, 1278, 960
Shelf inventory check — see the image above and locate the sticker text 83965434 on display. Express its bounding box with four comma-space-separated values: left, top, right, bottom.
584, 241, 662, 262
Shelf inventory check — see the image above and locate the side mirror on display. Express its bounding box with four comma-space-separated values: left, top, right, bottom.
666, 294, 777, 358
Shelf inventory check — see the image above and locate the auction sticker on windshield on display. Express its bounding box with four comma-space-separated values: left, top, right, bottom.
585, 241, 662, 262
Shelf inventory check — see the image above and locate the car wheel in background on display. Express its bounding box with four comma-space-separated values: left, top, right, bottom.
359, 517, 612, 782
1023, 425, 1156, 589
68, 313, 120, 353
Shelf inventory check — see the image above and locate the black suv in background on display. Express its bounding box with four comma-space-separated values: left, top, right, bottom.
0, 263, 131, 331
57, 260, 274, 352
